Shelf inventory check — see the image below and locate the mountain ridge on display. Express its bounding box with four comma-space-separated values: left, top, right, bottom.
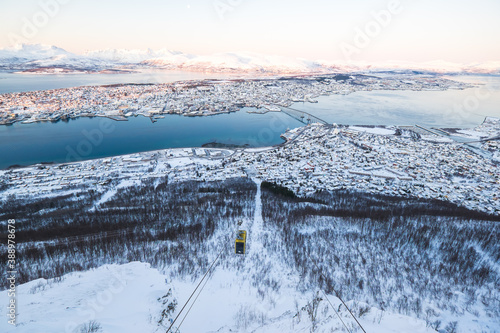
1, 43, 499, 74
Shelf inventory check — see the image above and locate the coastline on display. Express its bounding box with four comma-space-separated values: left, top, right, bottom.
1, 119, 498, 216
3, 116, 497, 170
0, 73, 473, 126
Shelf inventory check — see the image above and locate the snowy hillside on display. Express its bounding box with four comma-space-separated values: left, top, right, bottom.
0, 260, 437, 333
0, 262, 167, 333
1, 44, 499, 74
1, 175, 498, 332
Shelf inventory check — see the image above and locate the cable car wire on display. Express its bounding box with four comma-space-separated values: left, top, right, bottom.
167, 220, 242, 333
166, 246, 225, 333
307, 253, 367, 333
175, 271, 211, 333
316, 287, 352, 333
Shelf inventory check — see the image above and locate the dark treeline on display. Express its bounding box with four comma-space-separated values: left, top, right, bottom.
261, 181, 297, 199
260, 184, 500, 325
264, 183, 500, 222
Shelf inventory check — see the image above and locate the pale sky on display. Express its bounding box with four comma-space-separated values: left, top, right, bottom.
1, 0, 499, 63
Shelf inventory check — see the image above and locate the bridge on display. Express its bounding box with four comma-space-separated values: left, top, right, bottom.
281, 106, 329, 125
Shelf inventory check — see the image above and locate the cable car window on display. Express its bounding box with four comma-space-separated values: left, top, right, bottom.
235, 242, 245, 254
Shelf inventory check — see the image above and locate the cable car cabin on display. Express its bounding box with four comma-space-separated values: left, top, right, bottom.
235, 230, 246, 254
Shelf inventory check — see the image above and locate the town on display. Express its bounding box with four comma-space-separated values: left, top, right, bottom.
0, 74, 471, 125
1, 117, 498, 216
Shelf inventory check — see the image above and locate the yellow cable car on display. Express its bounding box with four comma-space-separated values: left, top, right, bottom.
235, 230, 246, 254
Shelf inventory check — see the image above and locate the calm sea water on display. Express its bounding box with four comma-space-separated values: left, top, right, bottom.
0, 109, 301, 169
0, 70, 267, 94
298, 75, 500, 127
1, 71, 499, 169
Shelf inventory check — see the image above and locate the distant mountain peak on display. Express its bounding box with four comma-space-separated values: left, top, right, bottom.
0, 43, 498, 74
0, 43, 70, 61
83, 48, 186, 64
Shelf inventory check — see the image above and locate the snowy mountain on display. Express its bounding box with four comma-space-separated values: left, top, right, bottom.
143, 52, 330, 73
84, 48, 186, 64
335, 59, 500, 75
0, 44, 108, 72
0, 44, 70, 62
0, 43, 499, 74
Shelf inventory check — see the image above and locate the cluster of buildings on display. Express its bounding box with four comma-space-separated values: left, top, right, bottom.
1, 117, 498, 215
229, 123, 498, 214
0, 84, 169, 124
0, 74, 470, 125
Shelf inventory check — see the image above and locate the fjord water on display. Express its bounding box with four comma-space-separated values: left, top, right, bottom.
0, 70, 250, 94
0, 110, 301, 169
299, 75, 500, 127
0, 72, 499, 169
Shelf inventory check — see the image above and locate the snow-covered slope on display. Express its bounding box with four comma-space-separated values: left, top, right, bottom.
0, 179, 441, 333
3, 175, 498, 332
0, 261, 437, 333
0, 262, 167, 333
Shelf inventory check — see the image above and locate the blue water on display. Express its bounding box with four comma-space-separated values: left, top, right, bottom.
1, 72, 499, 169
0, 70, 252, 94
297, 75, 500, 128
0, 109, 301, 169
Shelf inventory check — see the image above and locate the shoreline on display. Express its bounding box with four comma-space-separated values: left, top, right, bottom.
0, 73, 473, 126
2, 117, 497, 171
1, 120, 498, 217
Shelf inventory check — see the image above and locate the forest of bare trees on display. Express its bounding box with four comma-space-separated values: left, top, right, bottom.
1, 177, 498, 330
